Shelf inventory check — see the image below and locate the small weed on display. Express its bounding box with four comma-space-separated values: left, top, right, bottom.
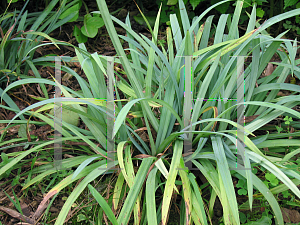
263, 172, 279, 188
236, 166, 258, 196
239, 212, 272, 224
284, 116, 293, 133
275, 125, 283, 133
237, 179, 247, 195
11, 167, 21, 186
275, 116, 293, 134
282, 190, 291, 198
157, 39, 166, 48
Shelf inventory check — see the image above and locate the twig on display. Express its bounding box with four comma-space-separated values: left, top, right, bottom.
0, 206, 41, 225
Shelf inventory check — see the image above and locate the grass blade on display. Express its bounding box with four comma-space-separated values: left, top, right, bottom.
161, 140, 183, 225
88, 184, 118, 225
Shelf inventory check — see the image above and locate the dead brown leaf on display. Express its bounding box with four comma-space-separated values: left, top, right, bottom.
281, 207, 300, 223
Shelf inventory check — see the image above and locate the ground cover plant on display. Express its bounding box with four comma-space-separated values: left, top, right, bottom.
1, 0, 300, 224
0, 0, 78, 154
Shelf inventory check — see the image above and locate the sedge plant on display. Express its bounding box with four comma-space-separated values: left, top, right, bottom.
1, 0, 300, 224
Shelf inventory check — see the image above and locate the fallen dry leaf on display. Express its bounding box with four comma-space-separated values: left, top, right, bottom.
281, 207, 300, 223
